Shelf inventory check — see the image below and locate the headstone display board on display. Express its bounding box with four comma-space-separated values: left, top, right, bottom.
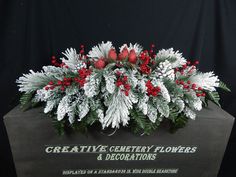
4, 102, 234, 177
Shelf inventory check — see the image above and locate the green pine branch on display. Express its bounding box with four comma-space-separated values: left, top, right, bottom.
206, 91, 221, 107
130, 108, 161, 135
219, 81, 231, 92
20, 92, 36, 111
170, 114, 188, 133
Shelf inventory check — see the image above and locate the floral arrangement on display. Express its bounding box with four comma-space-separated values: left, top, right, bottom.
16, 41, 230, 135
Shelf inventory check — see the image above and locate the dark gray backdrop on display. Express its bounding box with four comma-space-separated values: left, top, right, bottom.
0, 0, 235, 177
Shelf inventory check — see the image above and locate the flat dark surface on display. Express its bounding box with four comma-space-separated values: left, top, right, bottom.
4, 102, 234, 177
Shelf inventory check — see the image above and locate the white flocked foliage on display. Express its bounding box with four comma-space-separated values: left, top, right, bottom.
84, 73, 101, 97
147, 104, 158, 123
87, 41, 113, 60
103, 71, 116, 94
157, 48, 187, 68
138, 95, 149, 115
57, 95, 72, 121
154, 60, 175, 80
61, 48, 82, 70
16, 70, 54, 93
103, 90, 138, 128
189, 72, 219, 91
16, 42, 224, 131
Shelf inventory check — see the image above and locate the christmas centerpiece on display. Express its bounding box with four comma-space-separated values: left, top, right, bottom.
16, 41, 230, 135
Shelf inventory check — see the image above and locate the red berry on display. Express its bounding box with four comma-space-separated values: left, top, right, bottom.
124, 90, 129, 96
50, 86, 55, 90
187, 80, 191, 84
61, 86, 65, 91
45, 86, 49, 90
183, 85, 189, 89
151, 44, 155, 48
51, 56, 56, 60
198, 87, 203, 91
79, 49, 84, 54
187, 61, 191, 65
192, 83, 196, 89
123, 76, 128, 82
124, 84, 131, 90
116, 80, 123, 87
94, 58, 106, 69
48, 81, 54, 85
152, 91, 158, 97
57, 80, 62, 85
51, 60, 56, 64
194, 60, 199, 65
201, 93, 206, 97
196, 93, 201, 97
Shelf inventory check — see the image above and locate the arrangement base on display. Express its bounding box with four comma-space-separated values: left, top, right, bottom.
4, 102, 234, 177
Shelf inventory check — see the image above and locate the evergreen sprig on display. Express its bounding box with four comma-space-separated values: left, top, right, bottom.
130, 108, 160, 135
219, 81, 231, 92
170, 113, 188, 133
20, 92, 39, 111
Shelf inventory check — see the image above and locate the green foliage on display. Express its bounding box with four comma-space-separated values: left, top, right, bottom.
170, 113, 188, 133
52, 119, 66, 136
219, 81, 231, 92
163, 79, 183, 97
52, 109, 99, 136
206, 91, 221, 107
168, 106, 180, 122
155, 98, 169, 117
20, 92, 38, 111
84, 110, 98, 125
130, 108, 160, 135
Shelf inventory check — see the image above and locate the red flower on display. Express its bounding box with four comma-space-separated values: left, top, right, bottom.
118, 47, 129, 60
108, 48, 117, 60
128, 49, 137, 64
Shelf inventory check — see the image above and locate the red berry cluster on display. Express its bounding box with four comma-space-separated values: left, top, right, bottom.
145, 80, 161, 96
45, 81, 55, 91
51, 56, 68, 68
148, 44, 156, 58
115, 73, 131, 96
79, 44, 85, 55
74, 68, 92, 87
44, 68, 91, 91
175, 60, 199, 75
175, 80, 205, 97
45, 77, 73, 92
139, 51, 151, 74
